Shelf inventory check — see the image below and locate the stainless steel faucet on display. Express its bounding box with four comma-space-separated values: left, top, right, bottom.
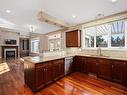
97, 47, 102, 56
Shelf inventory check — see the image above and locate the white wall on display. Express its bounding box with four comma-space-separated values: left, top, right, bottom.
0, 29, 20, 58
29, 33, 48, 56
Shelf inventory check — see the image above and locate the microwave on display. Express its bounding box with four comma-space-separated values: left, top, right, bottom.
5, 39, 17, 44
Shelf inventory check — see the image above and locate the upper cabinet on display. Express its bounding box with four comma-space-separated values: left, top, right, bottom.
66, 30, 81, 47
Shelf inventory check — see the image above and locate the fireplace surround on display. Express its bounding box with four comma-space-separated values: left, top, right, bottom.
2, 45, 18, 59
4, 48, 16, 58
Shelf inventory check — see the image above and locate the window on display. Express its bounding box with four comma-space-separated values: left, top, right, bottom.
83, 19, 127, 49
49, 39, 61, 51
111, 20, 125, 47
96, 24, 110, 47
31, 40, 39, 53
84, 27, 95, 48
48, 34, 61, 51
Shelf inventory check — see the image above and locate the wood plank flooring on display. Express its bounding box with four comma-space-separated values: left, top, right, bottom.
0, 59, 127, 95
25, 72, 127, 95
0, 59, 24, 95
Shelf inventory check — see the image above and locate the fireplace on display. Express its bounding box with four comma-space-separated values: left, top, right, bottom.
4, 49, 16, 58
2, 46, 18, 59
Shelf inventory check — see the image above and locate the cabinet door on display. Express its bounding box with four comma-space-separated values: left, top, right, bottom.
36, 67, 46, 88
74, 56, 82, 72
53, 59, 64, 80
74, 56, 87, 73
82, 57, 87, 73
66, 31, 72, 47
86, 57, 97, 75
45, 63, 53, 84
124, 62, 127, 86
97, 59, 112, 80
59, 61, 64, 76
112, 60, 124, 83
66, 30, 80, 47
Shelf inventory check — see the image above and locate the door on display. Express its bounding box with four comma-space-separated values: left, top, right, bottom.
112, 60, 124, 83
97, 59, 112, 80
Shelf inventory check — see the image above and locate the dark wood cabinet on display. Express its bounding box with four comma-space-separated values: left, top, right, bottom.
25, 56, 127, 93
74, 56, 126, 85
45, 63, 54, 84
24, 58, 64, 92
86, 57, 97, 75
97, 59, 112, 80
53, 59, 64, 80
124, 62, 127, 86
111, 60, 124, 83
36, 66, 46, 88
66, 30, 81, 47
74, 56, 87, 73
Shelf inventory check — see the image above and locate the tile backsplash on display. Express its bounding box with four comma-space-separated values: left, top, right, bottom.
82, 49, 127, 57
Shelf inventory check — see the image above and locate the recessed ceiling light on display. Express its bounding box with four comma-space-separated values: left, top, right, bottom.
72, 15, 76, 18
111, 0, 118, 3
6, 10, 11, 13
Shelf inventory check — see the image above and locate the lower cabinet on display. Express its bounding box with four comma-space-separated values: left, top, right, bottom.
73, 56, 126, 86
53, 59, 64, 80
124, 62, 127, 86
86, 57, 97, 75
36, 62, 54, 90
97, 59, 112, 80
111, 60, 124, 83
25, 56, 127, 93
45, 63, 54, 84
36, 65, 46, 88
26, 58, 64, 92
74, 56, 87, 73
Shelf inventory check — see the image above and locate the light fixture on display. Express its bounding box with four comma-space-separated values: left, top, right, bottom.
72, 15, 76, 18
6, 10, 11, 13
27, 25, 37, 32
111, 0, 118, 3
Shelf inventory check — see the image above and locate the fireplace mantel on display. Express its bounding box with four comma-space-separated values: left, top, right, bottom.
1, 44, 19, 47
1, 46, 18, 58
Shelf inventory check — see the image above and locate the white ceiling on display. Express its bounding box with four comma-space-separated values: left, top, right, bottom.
0, 0, 127, 35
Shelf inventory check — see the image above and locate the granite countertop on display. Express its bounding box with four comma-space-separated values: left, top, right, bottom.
23, 53, 127, 64
23, 54, 75, 64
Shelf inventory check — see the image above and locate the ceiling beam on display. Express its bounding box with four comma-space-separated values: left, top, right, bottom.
37, 11, 70, 28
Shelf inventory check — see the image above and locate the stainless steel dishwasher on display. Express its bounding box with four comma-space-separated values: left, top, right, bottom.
64, 57, 73, 75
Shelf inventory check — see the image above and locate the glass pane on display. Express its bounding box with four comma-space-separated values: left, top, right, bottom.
54, 39, 61, 50
85, 27, 95, 47
111, 20, 125, 47
31, 40, 39, 52
49, 40, 55, 51
96, 24, 110, 47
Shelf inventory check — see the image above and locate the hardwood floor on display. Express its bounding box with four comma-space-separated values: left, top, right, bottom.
0, 59, 127, 95
25, 72, 127, 95
0, 59, 24, 95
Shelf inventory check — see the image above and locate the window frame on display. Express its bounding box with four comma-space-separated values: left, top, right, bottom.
31, 39, 40, 53
82, 19, 127, 50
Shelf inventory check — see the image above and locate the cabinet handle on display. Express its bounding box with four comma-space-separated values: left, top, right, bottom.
124, 62, 126, 65
112, 65, 114, 68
